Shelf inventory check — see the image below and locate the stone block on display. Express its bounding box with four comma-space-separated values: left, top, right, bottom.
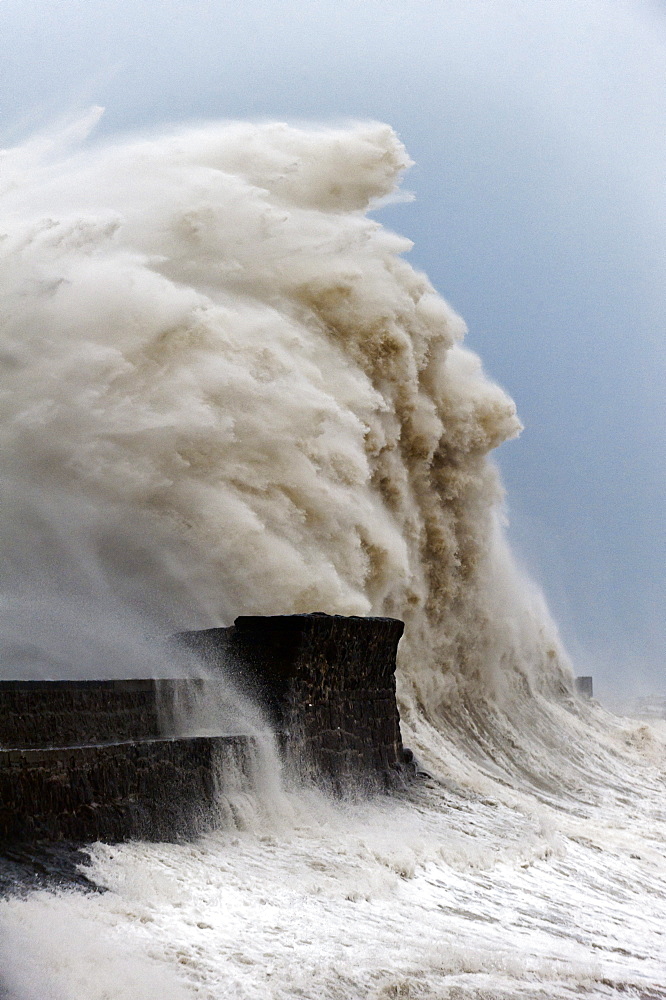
178, 613, 406, 786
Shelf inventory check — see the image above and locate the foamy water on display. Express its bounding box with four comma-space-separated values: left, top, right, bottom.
2, 703, 665, 999
1, 118, 664, 998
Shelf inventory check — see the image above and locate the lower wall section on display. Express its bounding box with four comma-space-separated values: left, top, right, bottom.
0, 736, 251, 844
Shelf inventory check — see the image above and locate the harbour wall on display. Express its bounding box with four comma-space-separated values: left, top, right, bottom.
0, 736, 248, 843
0, 614, 405, 853
177, 613, 406, 784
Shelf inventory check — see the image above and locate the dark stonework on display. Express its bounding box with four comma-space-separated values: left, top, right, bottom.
0, 612, 407, 885
178, 613, 406, 786
0, 676, 254, 871
0, 735, 251, 844
0, 678, 196, 750
574, 676, 593, 699
0, 841, 102, 897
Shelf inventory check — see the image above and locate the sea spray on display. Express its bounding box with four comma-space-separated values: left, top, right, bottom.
0, 116, 570, 707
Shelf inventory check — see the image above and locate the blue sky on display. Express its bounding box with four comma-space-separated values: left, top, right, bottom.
2, 0, 664, 696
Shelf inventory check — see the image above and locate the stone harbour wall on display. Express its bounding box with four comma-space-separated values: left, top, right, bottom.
0, 736, 251, 844
0, 613, 407, 859
0, 678, 196, 750
178, 613, 406, 786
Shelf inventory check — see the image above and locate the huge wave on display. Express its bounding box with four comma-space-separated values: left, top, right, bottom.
2, 117, 665, 1000
0, 115, 569, 702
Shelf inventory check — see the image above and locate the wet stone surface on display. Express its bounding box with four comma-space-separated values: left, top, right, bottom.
0, 736, 252, 844
178, 613, 406, 786
0, 840, 100, 897
0, 613, 406, 892
0, 678, 196, 750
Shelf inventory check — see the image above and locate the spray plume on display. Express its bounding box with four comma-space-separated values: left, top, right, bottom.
0, 116, 571, 720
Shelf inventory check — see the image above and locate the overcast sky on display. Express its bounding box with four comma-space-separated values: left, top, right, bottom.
2, 0, 664, 697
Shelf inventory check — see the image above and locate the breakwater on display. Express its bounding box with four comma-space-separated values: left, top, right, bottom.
0, 678, 182, 749
0, 614, 406, 874
0, 681, 253, 880
0, 674, 252, 847
0, 736, 249, 844
177, 613, 406, 785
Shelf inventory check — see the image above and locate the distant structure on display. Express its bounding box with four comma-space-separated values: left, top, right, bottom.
574, 676, 593, 699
